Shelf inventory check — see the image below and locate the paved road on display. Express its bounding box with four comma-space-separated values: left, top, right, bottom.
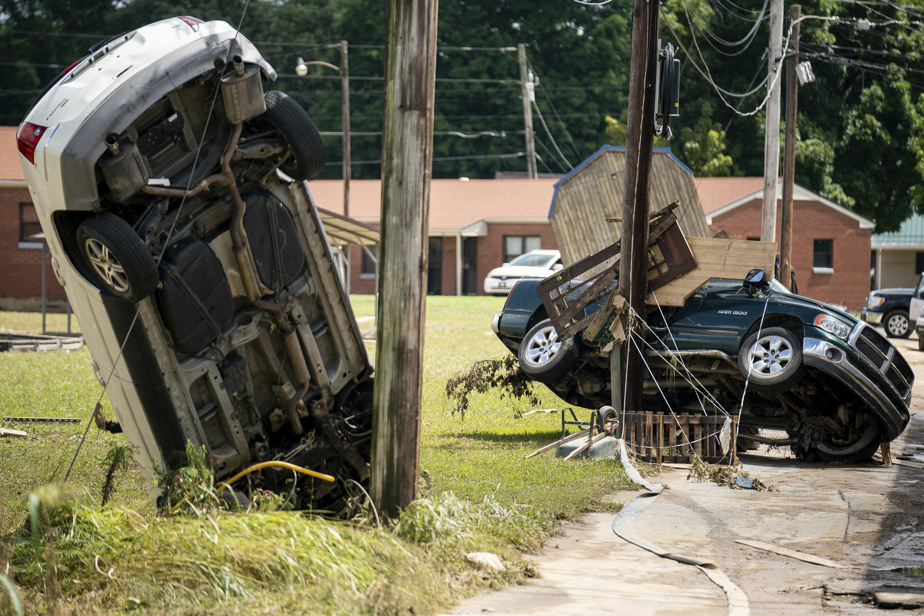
448, 333, 924, 615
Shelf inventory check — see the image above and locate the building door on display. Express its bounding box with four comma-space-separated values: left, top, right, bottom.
462, 237, 478, 295
427, 237, 442, 295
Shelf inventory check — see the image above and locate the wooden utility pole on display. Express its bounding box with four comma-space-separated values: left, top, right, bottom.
780, 5, 801, 288
340, 40, 352, 291
619, 0, 660, 413
371, 0, 438, 517
518, 44, 538, 179
761, 0, 784, 242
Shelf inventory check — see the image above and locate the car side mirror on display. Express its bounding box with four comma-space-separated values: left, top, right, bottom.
553, 263, 563, 271
744, 268, 769, 292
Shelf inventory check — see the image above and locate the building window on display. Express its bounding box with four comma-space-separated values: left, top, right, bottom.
916, 251, 924, 276
503, 235, 541, 263
813, 239, 833, 273
19, 203, 42, 246
360, 245, 378, 278
746, 236, 760, 241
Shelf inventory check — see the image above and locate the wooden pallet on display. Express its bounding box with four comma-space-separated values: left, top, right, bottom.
621, 412, 737, 464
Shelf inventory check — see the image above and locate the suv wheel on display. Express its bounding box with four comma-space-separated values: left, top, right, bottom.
884, 309, 910, 339
260, 90, 326, 180
737, 327, 805, 395
76, 213, 157, 303
518, 319, 579, 383
815, 419, 880, 463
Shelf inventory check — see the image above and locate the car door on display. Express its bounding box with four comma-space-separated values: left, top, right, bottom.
655, 279, 758, 356
909, 274, 924, 324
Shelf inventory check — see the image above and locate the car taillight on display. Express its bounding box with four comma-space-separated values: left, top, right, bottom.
176, 16, 203, 28
62, 59, 81, 75
16, 122, 47, 165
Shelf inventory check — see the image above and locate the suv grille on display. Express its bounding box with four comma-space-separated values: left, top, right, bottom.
854, 325, 914, 398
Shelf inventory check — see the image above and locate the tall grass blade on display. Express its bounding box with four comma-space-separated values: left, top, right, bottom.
0, 572, 24, 616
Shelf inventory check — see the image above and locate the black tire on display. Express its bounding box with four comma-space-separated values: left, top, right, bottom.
518, 319, 579, 383
815, 419, 881, 464
596, 405, 618, 433
737, 327, 804, 395
884, 309, 910, 339
76, 213, 157, 303
262, 90, 326, 180
918, 335, 924, 352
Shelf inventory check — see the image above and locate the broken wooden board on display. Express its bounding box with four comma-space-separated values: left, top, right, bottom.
734, 539, 848, 569
648, 237, 777, 307
0, 427, 28, 438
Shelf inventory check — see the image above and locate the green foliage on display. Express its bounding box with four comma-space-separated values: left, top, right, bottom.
154, 442, 223, 517
445, 356, 540, 418
100, 444, 132, 507
678, 103, 734, 176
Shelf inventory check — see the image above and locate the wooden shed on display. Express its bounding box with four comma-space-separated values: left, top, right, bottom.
549, 146, 711, 265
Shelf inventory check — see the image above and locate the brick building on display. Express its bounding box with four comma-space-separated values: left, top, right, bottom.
0, 126, 67, 311
697, 177, 874, 310
869, 213, 924, 290
309, 178, 558, 295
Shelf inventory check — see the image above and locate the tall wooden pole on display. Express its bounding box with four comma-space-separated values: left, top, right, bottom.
518, 44, 538, 179
340, 40, 352, 292
619, 0, 660, 413
780, 5, 801, 288
371, 0, 438, 517
761, 0, 784, 242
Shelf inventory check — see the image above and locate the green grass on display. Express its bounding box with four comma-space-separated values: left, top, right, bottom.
0, 300, 639, 614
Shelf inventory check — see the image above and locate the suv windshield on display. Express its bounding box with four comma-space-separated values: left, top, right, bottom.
509, 253, 555, 268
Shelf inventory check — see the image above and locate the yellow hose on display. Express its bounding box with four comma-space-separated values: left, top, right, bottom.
216, 461, 336, 495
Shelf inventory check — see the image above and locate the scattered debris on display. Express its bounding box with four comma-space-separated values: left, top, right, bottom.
687, 457, 773, 491
874, 591, 924, 609
879, 442, 892, 466
2, 417, 80, 425
734, 539, 846, 569
445, 356, 540, 418
0, 333, 83, 352
524, 428, 590, 459
0, 428, 28, 438
465, 552, 506, 572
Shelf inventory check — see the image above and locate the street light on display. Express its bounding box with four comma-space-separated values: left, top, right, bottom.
295, 42, 352, 289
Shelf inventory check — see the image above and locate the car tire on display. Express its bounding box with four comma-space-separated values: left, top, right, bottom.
883, 309, 910, 339
596, 405, 618, 434
261, 90, 326, 181
918, 335, 924, 352
737, 327, 804, 395
815, 419, 881, 464
518, 319, 579, 384
76, 213, 157, 303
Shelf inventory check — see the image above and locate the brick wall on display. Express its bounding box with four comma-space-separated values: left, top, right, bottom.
476, 222, 557, 296
0, 187, 66, 309
346, 222, 557, 297
711, 199, 871, 309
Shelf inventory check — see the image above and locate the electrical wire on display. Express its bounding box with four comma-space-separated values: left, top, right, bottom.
682, 0, 769, 56
527, 56, 585, 161
532, 99, 573, 170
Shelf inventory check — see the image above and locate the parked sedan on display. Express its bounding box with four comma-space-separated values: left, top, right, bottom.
483, 249, 562, 295
492, 271, 912, 463
17, 17, 373, 513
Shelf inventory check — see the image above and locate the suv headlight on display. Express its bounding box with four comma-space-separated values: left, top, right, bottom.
867, 295, 885, 309
814, 314, 851, 340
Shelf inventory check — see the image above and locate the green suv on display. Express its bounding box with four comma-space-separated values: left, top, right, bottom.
492, 271, 912, 463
